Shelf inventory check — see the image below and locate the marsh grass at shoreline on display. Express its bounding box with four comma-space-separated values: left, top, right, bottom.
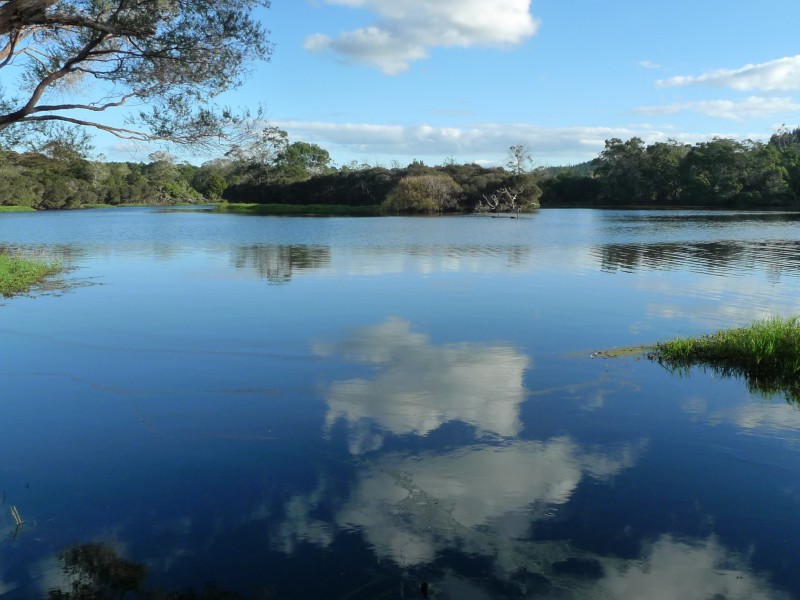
649, 316, 800, 402
0, 205, 36, 212
0, 253, 62, 297
215, 203, 383, 216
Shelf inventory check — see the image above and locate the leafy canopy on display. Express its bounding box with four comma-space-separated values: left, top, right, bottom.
0, 0, 272, 146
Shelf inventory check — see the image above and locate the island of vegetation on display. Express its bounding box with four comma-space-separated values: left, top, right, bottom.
648, 316, 800, 402
0, 252, 61, 297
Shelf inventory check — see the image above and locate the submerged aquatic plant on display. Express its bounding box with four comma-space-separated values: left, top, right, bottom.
649, 316, 800, 403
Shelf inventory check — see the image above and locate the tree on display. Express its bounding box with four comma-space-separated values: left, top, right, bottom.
226, 125, 288, 166
191, 168, 226, 199
507, 143, 533, 175
272, 141, 333, 184
476, 174, 542, 214
593, 137, 648, 204
382, 174, 462, 213
0, 0, 272, 146
680, 138, 748, 206
643, 140, 690, 204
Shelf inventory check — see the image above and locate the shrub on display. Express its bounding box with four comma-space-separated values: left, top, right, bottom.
382, 174, 462, 214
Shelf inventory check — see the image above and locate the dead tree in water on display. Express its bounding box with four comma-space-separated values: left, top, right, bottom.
476, 187, 521, 216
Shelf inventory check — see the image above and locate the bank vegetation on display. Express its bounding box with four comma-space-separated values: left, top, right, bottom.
3, 126, 800, 214
649, 316, 800, 402
0, 252, 61, 297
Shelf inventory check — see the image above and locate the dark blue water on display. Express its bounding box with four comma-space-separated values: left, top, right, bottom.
2, 208, 800, 599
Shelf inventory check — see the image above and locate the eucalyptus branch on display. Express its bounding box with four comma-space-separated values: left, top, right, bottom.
0, 0, 58, 36
21, 114, 170, 141
10, 32, 107, 121
0, 0, 272, 145
32, 92, 138, 113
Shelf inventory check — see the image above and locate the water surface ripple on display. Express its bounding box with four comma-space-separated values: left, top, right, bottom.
1, 208, 799, 599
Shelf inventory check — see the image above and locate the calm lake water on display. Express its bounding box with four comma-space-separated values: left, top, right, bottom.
2, 208, 800, 599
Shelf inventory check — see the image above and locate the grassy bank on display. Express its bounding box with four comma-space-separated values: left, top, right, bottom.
215, 203, 382, 216
0, 205, 36, 212
0, 254, 62, 297
79, 202, 211, 209
649, 316, 800, 401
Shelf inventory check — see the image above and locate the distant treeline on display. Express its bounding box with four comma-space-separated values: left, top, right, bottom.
540, 128, 800, 209
4, 126, 800, 212
224, 161, 541, 213
0, 138, 541, 213
0, 147, 204, 210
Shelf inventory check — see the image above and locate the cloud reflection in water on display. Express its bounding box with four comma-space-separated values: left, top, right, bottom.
336, 438, 643, 567
315, 318, 530, 453
595, 535, 790, 600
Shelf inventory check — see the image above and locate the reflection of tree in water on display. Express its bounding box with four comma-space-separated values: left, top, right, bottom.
396, 244, 532, 266
230, 245, 330, 284
47, 544, 144, 600
46, 543, 247, 600
605, 212, 800, 229
595, 240, 800, 278
651, 355, 800, 405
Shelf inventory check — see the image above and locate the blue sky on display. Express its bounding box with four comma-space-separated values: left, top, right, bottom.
17, 0, 800, 166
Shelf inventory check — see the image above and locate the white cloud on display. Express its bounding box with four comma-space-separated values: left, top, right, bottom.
657, 55, 800, 91
275, 118, 713, 164
634, 96, 800, 121
305, 0, 539, 74
315, 318, 530, 453
638, 60, 662, 70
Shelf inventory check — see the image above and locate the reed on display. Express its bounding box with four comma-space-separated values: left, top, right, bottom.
650, 316, 800, 401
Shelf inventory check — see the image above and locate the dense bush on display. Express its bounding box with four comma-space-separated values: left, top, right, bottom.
382, 174, 462, 213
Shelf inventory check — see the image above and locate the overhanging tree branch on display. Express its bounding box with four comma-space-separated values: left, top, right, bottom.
21, 113, 168, 141
0, 0, 272, 145
0, 0, 58, 36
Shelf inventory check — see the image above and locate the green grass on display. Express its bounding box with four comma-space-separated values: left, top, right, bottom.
649, 316, 800, 402
0, 205, 36, 212
0, 253, 62, 297
215, 202, 383, 216
80, 202, 210, 209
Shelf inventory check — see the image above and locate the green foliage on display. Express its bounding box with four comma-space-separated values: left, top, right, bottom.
0, 147, 214, 208
383, 174, 463, 214
0, 252, 61, 297
272, 141, 334, 184
542, 130, 800, 208
0, 0, 272, 146
0, 205, 35, 212
650, 316, 800, 402
222, 161, 542, 214
11, 127, 800, 212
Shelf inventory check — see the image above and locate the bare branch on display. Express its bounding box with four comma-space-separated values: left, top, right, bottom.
0, 30, 21, 66
32, 91, 139, 113
21, 113, 172, 142
0, 31, 108, 125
